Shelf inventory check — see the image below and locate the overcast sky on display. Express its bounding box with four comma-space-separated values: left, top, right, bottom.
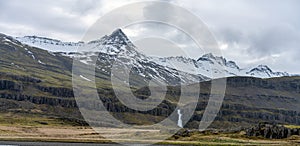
0, 0, 299, 74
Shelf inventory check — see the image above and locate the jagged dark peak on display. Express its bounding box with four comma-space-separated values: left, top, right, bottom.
226, 61, 240, 69
197, 53, 214, 64
197, 53, 224, 61
197, 53, 240, 69
102, 28, 133, 46
247, 65, 273, 77
201, 53, 215, 58
110, 28, 127, 38
247, 64, 290, 77
253, 65, 273, 72
166, 56, 195, 61
197, 53, 223, 63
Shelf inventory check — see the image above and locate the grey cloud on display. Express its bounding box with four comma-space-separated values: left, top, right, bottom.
0, 0, 299, 73
171, 0, 300, 73
133, 0, 300, 73
247, 25, 300, 56
0, 0, 95, 40
69, 0, 102, 15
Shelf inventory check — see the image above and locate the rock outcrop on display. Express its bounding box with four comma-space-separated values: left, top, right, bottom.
0, 80, 23, 91
246, 123, 300, 139
37, 86, 74, 98
0, 93, 77, 108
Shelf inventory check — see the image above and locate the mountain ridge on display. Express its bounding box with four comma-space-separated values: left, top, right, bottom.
12, 29, 292, 79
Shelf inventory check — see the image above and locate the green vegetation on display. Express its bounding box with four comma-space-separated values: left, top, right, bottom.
0, 112, 80, 127
284, 124, 300, 129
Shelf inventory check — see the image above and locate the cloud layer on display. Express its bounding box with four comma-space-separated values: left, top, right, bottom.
0, 0, 299, 73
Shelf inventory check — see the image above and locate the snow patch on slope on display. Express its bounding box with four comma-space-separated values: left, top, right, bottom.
15, 36, 84, 52
80, 75, 92, 82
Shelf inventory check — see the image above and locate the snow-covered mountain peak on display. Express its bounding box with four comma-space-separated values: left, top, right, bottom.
198, 53, 224, 63
95, 29, 141, 57
11, 30, 292, 80
248, 65, 274, 75
102, 29, 133, 47
197, 53, 239, 69
15, 29, 135, 54
246, 64, 289, 78
226, 61, 240, 69
199, 53, 215, 59
256, 65, 272, 70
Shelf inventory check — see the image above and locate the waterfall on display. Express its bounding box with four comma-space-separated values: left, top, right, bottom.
177, 109, 183, 128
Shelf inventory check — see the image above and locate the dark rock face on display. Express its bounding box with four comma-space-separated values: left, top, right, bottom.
1, 72, 300, 129
37, 86, 74, 98
0, 75, 76, 108
3, 74, 41, 83
0, 80, 23, 91
226, 76, 300, 93
186, 102, 300, 129
99, 94, 177, 117
0, 93, 77, 108
246, 123, 300, 139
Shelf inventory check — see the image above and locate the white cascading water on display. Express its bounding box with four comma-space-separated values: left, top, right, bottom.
177, 109, 183, 128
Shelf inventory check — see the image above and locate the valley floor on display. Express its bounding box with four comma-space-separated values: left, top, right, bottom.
0, 125, 299, 145
0, 112, 299, 145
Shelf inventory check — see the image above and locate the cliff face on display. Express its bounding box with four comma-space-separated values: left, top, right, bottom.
0, 74, 76, 108
226, 76, 300, 93
0, 93, 76, 107
188, 101, 300, 129
0, 80, 23, 91
184, 77, 300, 129
1, 73, 300, 129
37, 86, 74, 98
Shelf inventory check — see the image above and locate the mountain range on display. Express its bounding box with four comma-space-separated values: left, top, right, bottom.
14, 29, 290, 81
1, 29, 300, 129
